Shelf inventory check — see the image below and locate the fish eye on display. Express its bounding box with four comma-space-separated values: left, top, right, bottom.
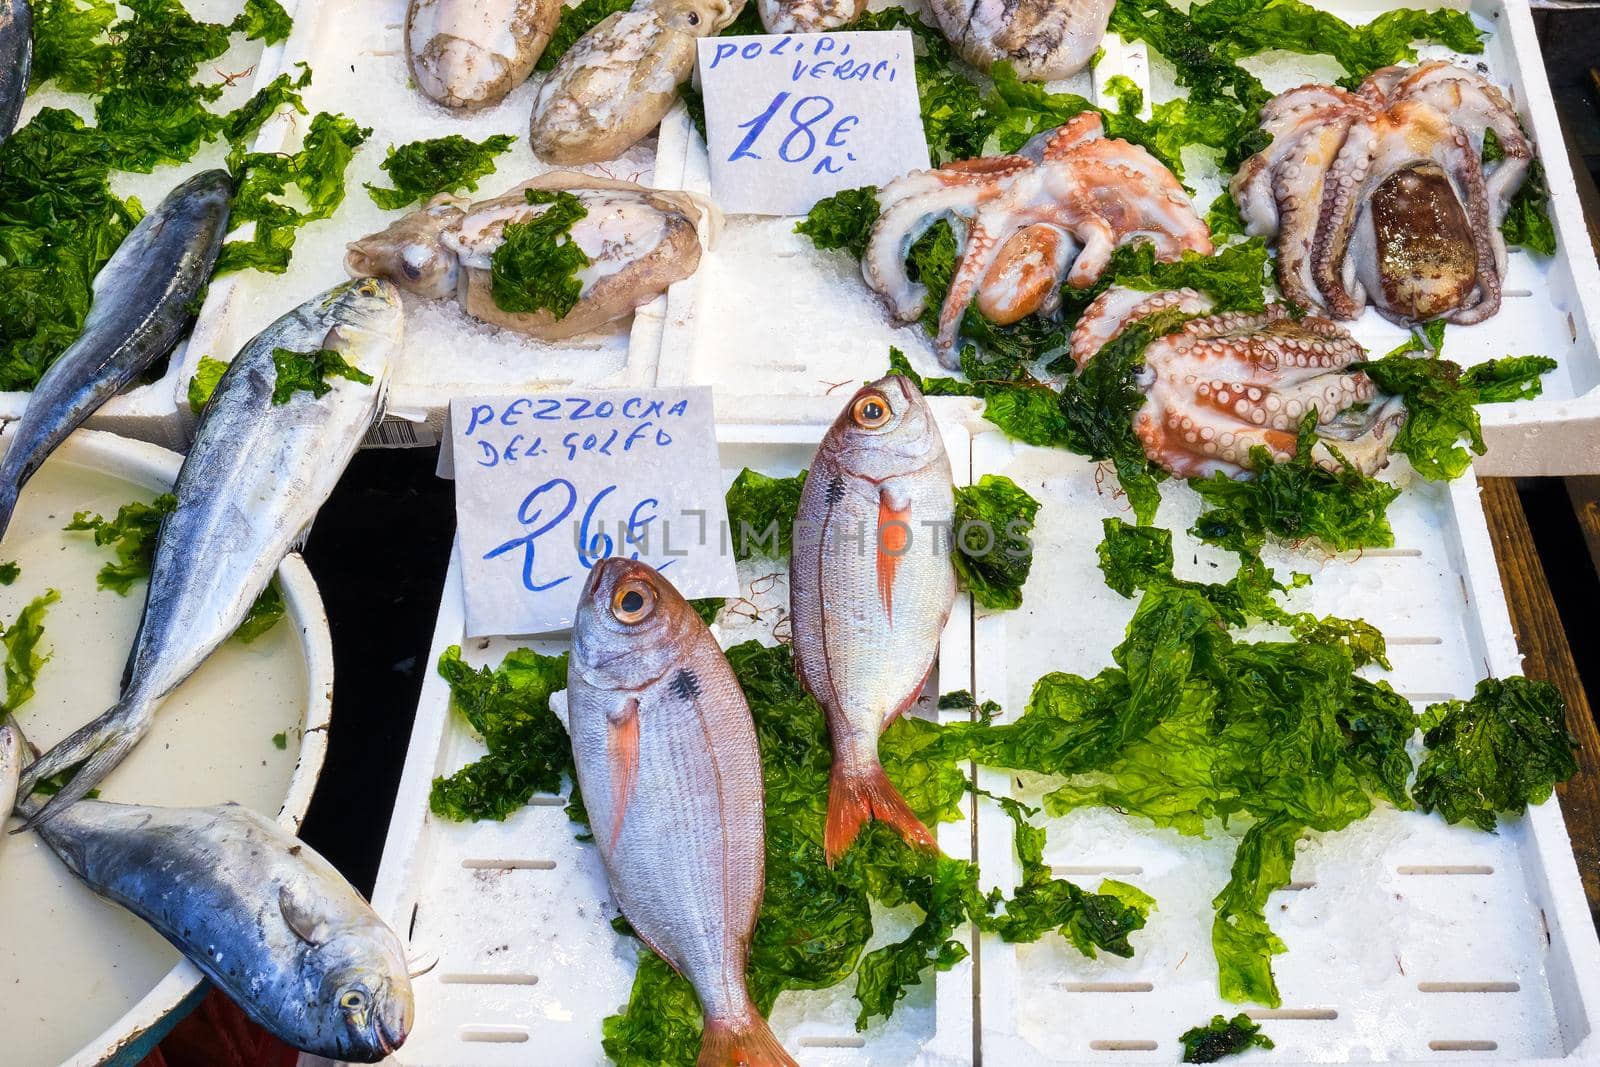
340, 990, 368, 1012
851, 392, 892, 429
611, 579, 656, 624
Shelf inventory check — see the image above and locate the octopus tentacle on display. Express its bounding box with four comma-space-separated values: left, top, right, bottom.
1309, 120, 1380, 319
1080, 293, 1400, 478
1067, 286, 1214, 370
863, 115, 1210, 367
935, 216, 1016, 354
1439, 127, 1503, 325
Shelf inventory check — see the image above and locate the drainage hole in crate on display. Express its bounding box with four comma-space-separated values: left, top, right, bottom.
1283, 881, 1316, 891
1090, 1040, 1159, 1051
1387, 636, 1444, 646
1351, 547, 1422, 558
459, 1026, 531, 1043
441, 973, 541, 987
461, 859, 558, 871
1429, 1041, 1497, 1052
1400, 693, 1457, 704
761, 361, 809, 373
1053, 865, 1144, 876
798, 1036, 868, 1048
1418, 982, 1520, 993
1397, 865, 1494, 876
1501, 289, 1532, 298
1247, 1008, 1338, 1020
1060, 982, 1154, 993
525, 794, 566, 807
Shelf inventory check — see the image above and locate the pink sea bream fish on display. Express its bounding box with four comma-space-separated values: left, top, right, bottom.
567, 558, 797, 1067
790, 374, 956, 864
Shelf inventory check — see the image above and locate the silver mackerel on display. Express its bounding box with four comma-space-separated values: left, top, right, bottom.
568, 559, 796, 1067
19, 279, 404, 822
18, 792, 412, 1060
0, 169, 231, 538
790, 374, 955, 864
0, 0, 31, 139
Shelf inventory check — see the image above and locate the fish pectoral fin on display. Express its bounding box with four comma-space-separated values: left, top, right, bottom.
605, 697, 641, 851
876, 491, 912, 621
280, 879, 334, 946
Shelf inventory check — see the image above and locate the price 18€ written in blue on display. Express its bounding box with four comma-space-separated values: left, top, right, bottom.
729, 92, 861, 175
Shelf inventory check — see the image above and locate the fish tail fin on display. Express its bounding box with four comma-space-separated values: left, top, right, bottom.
824, 759, 938, 866
12, 698, 151, 832
697, 1013, 798, 1067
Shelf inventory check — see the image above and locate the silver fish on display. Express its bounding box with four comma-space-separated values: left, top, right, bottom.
18, 279, 404, 824
568, 559, 797, 1067
0, 0, 31, 139
0, 720, 19, 823
18, 793, 411, 1060
790, 375, 955, 863
0, 169, 231, 542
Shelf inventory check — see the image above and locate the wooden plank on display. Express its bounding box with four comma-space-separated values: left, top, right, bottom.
1566, 475, 1600, 577
1479, 478, 1600, 923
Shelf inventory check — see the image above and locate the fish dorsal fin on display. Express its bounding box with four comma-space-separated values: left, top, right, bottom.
280, 878, 333, 946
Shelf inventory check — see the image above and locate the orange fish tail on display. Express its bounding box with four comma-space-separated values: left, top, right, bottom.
824, 760, 939, 865
697, 1013, 798, 1067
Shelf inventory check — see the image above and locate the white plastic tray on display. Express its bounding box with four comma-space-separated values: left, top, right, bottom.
364, 413, 978, 1066
652, 0, 1600, 472
965, 423, 1600, 1063
0, 0, 297, 449
0, 428, 334, 1067
1116, 0, 1600, 475
182, 0, 698, 448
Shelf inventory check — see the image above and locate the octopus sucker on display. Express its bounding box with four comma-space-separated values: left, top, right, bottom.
345, 172, 719, 340
928, 0, 1116, 82
1068, 286, 1215, 370
1077, 286, 1406, 479
863, 115, 1211, 369
1233, 61, 1536, 327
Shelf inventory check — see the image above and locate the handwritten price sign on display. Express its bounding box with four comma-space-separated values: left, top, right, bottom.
697, 31, 929, 215
450, 388, 739, 637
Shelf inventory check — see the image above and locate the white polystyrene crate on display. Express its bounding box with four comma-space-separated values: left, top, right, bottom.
1126, 0, 1600, 475
363, 410, 980, 1066
653, 0, 1140, 426
183, 0, 700, 448
967, 424, 1600, 1064
656, 0, 1600, 470
0, 0, 298, 449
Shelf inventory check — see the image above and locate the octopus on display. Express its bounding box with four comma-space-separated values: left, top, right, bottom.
863, 112, 1213, 369
1072, 286, 1406, 478
529, 0, 743, 164
406, 0, 562, 109
1231, 61, 1536, 327
345, 172, 718, 340
927, 0, 1115, 81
